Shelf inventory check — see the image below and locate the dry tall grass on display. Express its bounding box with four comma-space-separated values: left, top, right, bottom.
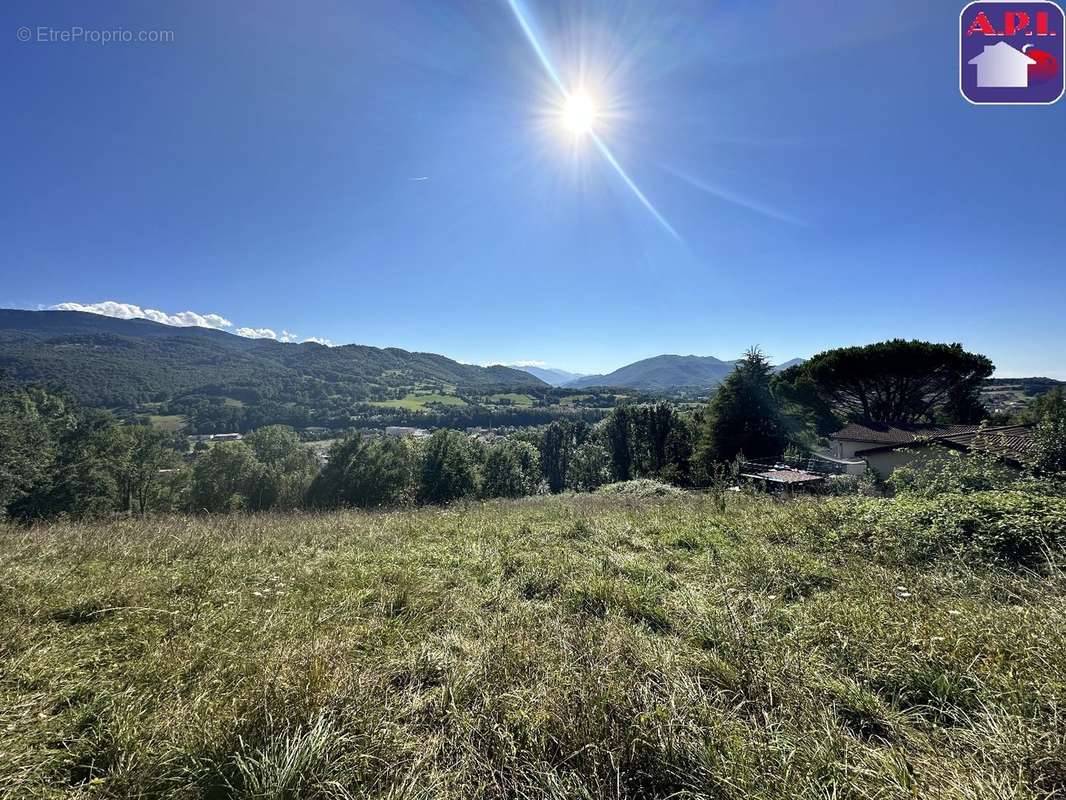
2, 492, 1064, 798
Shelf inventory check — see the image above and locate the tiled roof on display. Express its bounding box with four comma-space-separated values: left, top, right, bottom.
847, 423, 1036, 463
829, 422, 983, 445
933, 425, 1036, 461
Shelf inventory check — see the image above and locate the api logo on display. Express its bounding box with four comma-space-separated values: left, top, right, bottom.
960, 1, 1064, 104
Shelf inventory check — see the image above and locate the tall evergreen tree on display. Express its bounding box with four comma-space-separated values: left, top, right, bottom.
602, 406, 633, 482
696, 348, 788, 470
633, 402, 677, 476
661, 414, 696, 486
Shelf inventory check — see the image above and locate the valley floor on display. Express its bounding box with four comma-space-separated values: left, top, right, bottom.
2, 493, 1064, 799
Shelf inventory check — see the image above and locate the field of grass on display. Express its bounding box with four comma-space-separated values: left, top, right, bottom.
146, 414, 186, 432
2, 492, 1065, 798
486, 393, 536, 407
370, 392, 468, 410
558, 393, 591, 406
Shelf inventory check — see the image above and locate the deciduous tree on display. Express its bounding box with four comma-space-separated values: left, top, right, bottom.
567, 440, 611, 492
418, 430, 476, 504
190, 441, 262, 513
308, 434, 414, 508
244, 425, 318, 509
481, 440, 538, 498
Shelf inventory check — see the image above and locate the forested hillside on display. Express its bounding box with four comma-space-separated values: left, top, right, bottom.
566, 354, 741, 390
565, 354, 804, 392
0, 309, 543, 409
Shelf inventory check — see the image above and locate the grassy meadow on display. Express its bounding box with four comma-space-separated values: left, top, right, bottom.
370, 392, 469, 410
2, 492, 1065, 799
486, 393, 537, 407
146, 415, 188, 433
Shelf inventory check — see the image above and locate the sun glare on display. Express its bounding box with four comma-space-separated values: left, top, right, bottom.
562, 91, 597, 135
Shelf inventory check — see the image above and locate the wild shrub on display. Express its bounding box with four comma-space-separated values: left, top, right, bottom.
828, 490, 1066, 566
1032, 387, 1066, 475
819, 467, 884, 497
888, 447, 1019, 497
595, 479, 682, 498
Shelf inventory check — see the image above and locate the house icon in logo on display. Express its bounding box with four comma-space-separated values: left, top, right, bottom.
968, 41, 1038, 88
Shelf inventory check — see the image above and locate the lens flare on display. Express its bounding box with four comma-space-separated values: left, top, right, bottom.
505, 0, 680, 240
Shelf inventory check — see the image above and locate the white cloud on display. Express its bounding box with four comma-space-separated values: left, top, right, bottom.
51, 300, 232, 330
236, 327, 278, 340
235, 328, 307, 342
51, 299, 334, 346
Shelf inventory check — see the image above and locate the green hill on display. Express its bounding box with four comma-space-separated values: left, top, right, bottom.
0, 310, 545, 408
514, 365, 587, 386
567, 354, 807, 392
565, 354, 742, 391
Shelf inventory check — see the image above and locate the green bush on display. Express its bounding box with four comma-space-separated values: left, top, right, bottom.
596, 479, 683, 498
827, 490, 1066, 565
888, 448, 1019, 497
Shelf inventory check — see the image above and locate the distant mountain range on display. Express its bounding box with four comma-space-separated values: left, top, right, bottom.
561, 354, 804, 392
0, 310, 544, 407
0, 311, 803, 408
514, 366, 587, 386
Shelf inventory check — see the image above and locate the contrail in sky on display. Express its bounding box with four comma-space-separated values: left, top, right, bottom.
505, 0, 680, 240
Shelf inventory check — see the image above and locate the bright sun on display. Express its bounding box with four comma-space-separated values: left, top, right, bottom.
561, 91, 597, 135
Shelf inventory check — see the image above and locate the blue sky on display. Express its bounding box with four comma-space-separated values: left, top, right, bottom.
2, 0, 1065, 377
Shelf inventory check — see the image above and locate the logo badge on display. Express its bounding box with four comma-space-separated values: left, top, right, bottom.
960, 1, 1065, 104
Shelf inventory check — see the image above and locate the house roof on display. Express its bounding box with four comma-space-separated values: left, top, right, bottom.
922, 425, 1035, 461
739, 467, 825, 485
829, 422, 983, 445
850, 424, 1036, 463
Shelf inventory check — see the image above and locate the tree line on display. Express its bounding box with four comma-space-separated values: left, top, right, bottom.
155, 388, 614, 435
0, 384, 696, 519
3, 340, 1063, 520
